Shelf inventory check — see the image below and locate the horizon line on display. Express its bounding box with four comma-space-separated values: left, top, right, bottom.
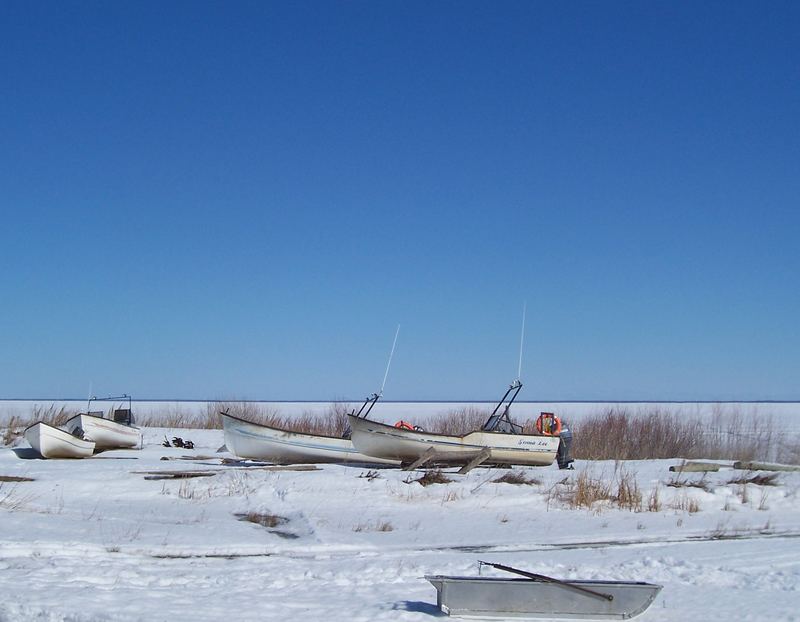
1, 397, 799, 404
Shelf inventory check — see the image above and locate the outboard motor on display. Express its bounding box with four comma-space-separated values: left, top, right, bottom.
556, 421, 574, 470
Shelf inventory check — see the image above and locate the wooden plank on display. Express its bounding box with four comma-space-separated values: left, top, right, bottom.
733, 461, 800, 472
669, 461, 722, 473
0, 475, 35, 482
215, 460, 320, 471
142, 471, 219, 480
229, 464, 320, 472
457, 448, 492, 474
403, 447, 439, 471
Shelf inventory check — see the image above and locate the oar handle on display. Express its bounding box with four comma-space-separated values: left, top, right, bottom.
478, 561, 614, 602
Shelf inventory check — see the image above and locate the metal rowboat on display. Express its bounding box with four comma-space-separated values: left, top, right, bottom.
426, 562, 662, 620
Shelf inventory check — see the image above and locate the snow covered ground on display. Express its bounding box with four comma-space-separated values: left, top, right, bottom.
1, 425, 799, 621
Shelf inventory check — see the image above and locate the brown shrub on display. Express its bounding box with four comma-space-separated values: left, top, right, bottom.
571, 406, 792, 462
493, 471, 540, 486
410, 470, 452, 487
427, 406, 490, 435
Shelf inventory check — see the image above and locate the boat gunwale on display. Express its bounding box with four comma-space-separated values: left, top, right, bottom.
23, 421, 82, 436
219, 410, 351, 442
424, 575, 663, 588
66, 412, 141, 431
24, 421, 97, 453
347, 414, 556, 443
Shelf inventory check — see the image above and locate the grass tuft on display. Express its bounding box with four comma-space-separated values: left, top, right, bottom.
409, 470, 452, 487
353, 520, 393, 532
493, 471, 540, 486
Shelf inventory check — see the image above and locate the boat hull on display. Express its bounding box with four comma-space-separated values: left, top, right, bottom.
426, 576, 662, 619
348, 415, 559, 467
24, 422, 96, 459
65, 414, 142, 450
220, 412, 399, 465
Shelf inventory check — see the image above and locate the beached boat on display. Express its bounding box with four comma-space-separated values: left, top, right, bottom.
348, 380, 560, 468
24, 422, 96, 459
220, 410, 400, 465
64, 394, 142, 450
65, 412, 142, 450
426, 562, 662, 619
348, 415, 559, 467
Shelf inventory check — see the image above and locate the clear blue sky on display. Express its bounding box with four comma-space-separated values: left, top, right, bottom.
1, 1, 797, 401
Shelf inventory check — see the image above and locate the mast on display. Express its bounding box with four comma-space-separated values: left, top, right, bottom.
482, 304, 526, 432
352, 324, 400, 419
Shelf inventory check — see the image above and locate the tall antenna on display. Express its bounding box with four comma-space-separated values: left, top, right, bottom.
380, 324, 401, 396
517, 302, 526, 381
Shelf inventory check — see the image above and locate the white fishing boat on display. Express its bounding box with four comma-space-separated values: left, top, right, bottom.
24, 422, 96, 459
64, 394, 142, 450
426, 561, 662, 619
348, 380, 560, 468
220, 410, 399, 465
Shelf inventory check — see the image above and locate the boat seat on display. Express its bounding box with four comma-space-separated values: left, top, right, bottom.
113, 409, 132, 425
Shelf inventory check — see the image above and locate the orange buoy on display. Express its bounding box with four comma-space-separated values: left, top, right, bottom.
535, 412, 562, 436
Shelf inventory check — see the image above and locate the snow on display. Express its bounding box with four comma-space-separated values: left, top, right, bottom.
1, 425, 799, 621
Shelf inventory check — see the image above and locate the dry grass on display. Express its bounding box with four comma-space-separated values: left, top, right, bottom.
0, 480, 35, 511
235, 511, 289, 528
551, 466, 645, 512
614, 466, 642, 511
2, 405, 79, 445
647, 487, 662, 512
426, 406, 489, 435
572, 406, 798, 462
671, 492, 701, 513
560, 469, 613, 509
209, 401, 352, 436
409, 470, 453, 487
135, 401, 353, 433
493, 471, 540, 486
353, 520, 393, 532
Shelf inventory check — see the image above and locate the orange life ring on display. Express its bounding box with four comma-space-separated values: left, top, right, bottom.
536, 412, 562, 436
394, 420, 414, 430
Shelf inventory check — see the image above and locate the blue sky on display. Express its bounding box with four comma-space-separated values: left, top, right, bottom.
1, 1, 797, 401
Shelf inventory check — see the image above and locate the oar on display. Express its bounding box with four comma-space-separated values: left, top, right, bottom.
478, 560, 613, 602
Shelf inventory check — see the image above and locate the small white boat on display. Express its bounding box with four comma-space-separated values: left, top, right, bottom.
65, 413, 142, 450
220, 411, 400, 465
24, 422, 96, 459
64, 394, 142, 450
426, 561, 662, 619
348, 380, 560, 468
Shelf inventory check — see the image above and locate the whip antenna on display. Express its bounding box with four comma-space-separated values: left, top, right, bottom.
517, 302, 526, 381
380, 324, 400, 396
